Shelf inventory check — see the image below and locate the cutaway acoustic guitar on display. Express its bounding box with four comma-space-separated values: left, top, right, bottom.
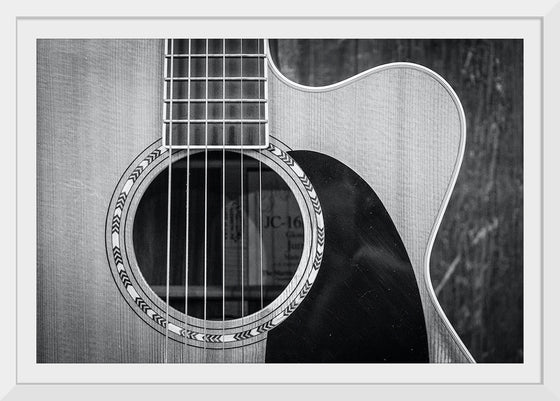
37, 39, 475, 363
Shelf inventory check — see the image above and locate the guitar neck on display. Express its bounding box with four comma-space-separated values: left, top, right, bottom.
163, 39, 269, 149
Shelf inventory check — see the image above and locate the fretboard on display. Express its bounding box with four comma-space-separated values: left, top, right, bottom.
162, 39, 268, 149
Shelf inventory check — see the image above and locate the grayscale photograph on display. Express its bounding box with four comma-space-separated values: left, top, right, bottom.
36, 38, 523, 364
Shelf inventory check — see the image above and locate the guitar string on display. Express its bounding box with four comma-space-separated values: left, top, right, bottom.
258, 39, 264, 311
222, 38, 226, 361
164, 38, 175, 364
203, 38, 209, 363
240, 39, 244, 325
184, 38, 192, 363
239, 39, 245, 324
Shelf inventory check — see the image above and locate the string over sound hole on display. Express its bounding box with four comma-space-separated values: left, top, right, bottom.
133, 151, 304, 320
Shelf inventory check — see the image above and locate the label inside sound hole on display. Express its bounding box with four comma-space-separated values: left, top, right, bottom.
247, 176, 304, 287
222, 169, 304, 316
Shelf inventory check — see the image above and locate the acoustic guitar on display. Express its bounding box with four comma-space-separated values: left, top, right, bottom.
37, 38, 475, 363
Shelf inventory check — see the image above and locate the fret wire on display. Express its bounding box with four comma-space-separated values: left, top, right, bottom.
164, 119, 268, 123
164, 99, 267, 103
159, 144, 266, 149
165, 77, 266, 81
166, 53, 266, 58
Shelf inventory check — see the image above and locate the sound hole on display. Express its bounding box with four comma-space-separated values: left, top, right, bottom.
133, 151, 304, 320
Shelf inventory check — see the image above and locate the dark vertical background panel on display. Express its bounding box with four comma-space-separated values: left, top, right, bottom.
270, 39, 523, 363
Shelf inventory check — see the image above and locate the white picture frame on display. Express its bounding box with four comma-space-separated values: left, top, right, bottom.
4, 0, 558, 398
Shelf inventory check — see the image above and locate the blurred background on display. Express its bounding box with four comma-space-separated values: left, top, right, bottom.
269, 39, 523, 363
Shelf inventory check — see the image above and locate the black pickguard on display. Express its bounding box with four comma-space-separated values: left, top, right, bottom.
265, 151, 429, 362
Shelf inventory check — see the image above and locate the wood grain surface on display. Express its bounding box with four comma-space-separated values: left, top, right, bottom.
37, 39, 473, 363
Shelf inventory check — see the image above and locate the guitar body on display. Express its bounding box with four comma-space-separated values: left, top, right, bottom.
37, 39, 473, 363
